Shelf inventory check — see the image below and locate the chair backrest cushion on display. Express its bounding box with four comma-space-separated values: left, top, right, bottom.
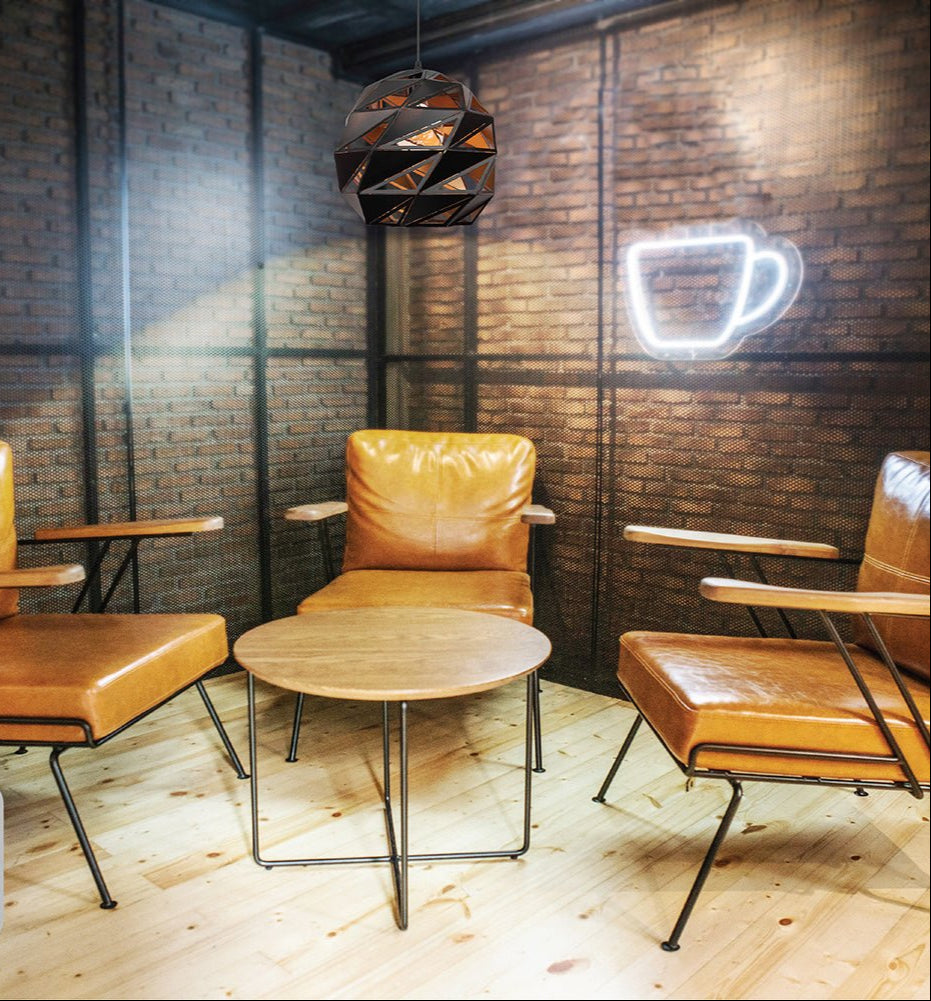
0, 441, 19, 619
341, 430, 535, 573
855, 450, 930, 681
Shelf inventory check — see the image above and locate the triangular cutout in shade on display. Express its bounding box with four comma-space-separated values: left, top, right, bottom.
334, 149, 370, 191
360, 150, 440, 192
422, 150, 493, 192
360, 194, 415, 225
404, 193, 472, 225
336, 109, 395, 151
451, 111, 495, 150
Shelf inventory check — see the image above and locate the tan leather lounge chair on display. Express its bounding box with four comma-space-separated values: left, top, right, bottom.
594, 449, 930, 950
0, 439, 246, 909
284, 428, 555, 766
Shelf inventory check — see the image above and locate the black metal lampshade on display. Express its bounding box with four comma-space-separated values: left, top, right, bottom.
334, 68, 496, 227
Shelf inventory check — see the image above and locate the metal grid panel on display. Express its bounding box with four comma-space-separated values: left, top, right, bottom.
476, 362, 600, 689
266, 357, 367, 620
384, 360, 466, 430
2, 0, 928, 699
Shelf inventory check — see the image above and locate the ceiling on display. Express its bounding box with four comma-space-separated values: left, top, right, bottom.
151, 0, 704, 80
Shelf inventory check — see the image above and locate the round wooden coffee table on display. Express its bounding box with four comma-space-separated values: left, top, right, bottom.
233, 606, 551, 929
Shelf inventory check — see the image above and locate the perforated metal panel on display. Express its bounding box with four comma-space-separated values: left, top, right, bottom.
1, 0, 928, 698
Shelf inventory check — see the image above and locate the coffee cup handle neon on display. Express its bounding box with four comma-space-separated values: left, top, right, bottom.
735, 248, 790, 327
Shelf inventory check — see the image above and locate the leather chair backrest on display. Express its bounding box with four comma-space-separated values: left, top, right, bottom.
855, 450, 930, 681
341, 430, 535, 573
0, 441, 19, 619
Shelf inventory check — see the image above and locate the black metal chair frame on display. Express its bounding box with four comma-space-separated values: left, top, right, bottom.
6, 526, 247, 909
1, 678, 247, 910
594, 545, 929, 951
21, 528, 208, 614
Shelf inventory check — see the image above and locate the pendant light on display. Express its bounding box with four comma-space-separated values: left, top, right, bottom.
334, 1, 496, 227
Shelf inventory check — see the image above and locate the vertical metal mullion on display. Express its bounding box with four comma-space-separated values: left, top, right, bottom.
71, 0, 103, 611
463, 225, 478, 432
117, 0, 140, 610
250, 27, 273, 622
589, 32, 611, 669
368, 227, 387, 428
462, 58, 480, 432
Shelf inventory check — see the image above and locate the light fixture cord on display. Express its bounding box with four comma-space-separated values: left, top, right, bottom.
415, 0, 422, 70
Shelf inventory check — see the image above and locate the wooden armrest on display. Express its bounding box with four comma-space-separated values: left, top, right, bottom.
285, 501, 348, 523
0, 564, 86, 588
624, 525, 839, 560
33, 516, 224, 541
521, 504, 556, 526
699, 577, 930, 617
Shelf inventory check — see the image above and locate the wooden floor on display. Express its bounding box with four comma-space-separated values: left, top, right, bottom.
0, 673, 928, 1000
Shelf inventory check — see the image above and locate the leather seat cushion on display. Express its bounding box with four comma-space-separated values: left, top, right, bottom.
297, 569, 533, 624
619, 631, 930, 784
0, 613, 228, 744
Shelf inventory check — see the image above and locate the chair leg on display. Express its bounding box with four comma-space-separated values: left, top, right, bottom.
592, 712, 643, 803
531, 670, 544, 773
286, 692, 305, 763
48, 748, 117, 910
195, 680, 248, 779
661, 779, 743, 952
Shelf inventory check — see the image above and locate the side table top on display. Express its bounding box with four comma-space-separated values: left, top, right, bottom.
233, 607, 552, 701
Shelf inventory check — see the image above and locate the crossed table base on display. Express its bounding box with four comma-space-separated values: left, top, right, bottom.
233, 607, 552, 929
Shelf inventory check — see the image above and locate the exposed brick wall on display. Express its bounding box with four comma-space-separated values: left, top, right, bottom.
266, 356, 367, 619
477, 37, 603, 357
112, 2, 258, 627
0, 0, 85, 562
610, 0, 930, 355
0, 0, 77, 350
393, 0, 929, 694
1, 0, 927, 695
0, 0, 370, 632
262, 37, 368, 352
261, 37, 369, 619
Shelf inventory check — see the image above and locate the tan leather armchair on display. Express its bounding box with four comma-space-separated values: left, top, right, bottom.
0, 440, 247, 909
285, 429, 555, 765
593, 450, 930, 951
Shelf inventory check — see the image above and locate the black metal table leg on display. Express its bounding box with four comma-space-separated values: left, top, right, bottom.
247, 672, 535, 928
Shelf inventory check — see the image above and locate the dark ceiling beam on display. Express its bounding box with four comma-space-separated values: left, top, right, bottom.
334, 0, 709, 80
149, 0, 259, 30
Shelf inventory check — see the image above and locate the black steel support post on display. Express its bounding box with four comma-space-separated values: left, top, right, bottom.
71, 0, 103, 611
589, 31, 611, 673
462, 62, 480, 434
117, 0, 141, 611
249, 27, 274, 622
367, 227, 387, 428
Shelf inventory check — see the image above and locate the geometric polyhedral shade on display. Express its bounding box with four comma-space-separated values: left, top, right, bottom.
334, 68, 496, 226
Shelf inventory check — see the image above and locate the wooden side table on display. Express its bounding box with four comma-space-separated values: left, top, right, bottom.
233, 606, 552, 929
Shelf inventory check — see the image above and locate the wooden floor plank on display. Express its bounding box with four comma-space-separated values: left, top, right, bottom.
1, 674, 927, 1000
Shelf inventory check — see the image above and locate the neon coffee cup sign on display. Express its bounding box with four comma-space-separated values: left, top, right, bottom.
623, 222, 803, 359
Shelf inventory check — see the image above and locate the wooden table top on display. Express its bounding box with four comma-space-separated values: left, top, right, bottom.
232, 607, 552, 702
